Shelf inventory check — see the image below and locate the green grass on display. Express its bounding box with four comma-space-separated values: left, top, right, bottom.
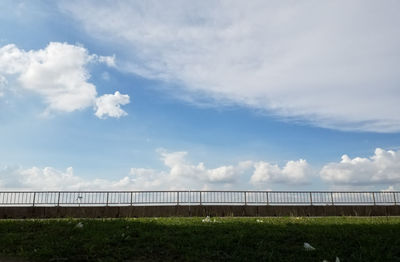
0, 217, 399, 261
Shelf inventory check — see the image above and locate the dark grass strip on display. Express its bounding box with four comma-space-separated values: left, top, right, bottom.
0, 217, 399, 261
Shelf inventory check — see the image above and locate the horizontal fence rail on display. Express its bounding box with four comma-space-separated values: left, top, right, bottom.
0, 191, 399, 207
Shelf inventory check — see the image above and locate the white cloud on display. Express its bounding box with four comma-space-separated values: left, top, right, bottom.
2, 149, 400, 191
95, 91, 130, 119
250, 159, 312, 186
0, 165, 135, 190
320, 148, 400, 186
0, 150, 318, 190
0, 42, 97, 112
0, 150, 254, 190
61, 1, 400, 132
0, 44, 29, 74
96, 54, 116, 67
0, 42, 129, 118
0, 75, 7, 97
130, 151, 312, 190
129, 168, 169, 189
138, 150, 251, 189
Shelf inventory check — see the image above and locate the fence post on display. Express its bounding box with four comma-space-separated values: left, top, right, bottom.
372, 192, 376, 206
130, 192, 133, 206
199, 191, 202, 205
32, 192, 36, 207
244, 192, 247, 205
57, 192, 61, 207
189, 190, 191, 216
394, 192, 397, 205
177, 191, 179, 205
106, 192, 109, 206
331, 192, 334, 206
266, 191, 269, 205
309, 192, 313, 206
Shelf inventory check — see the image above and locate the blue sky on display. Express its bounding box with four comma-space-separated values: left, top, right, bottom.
1, 1, 400, 191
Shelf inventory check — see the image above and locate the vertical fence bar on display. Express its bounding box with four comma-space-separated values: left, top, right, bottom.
372, 192, 376, 206
57, 192, 60, 207
177, 191, 179, 205
309, 192, 313, 206
266, 191, 269, 205
199, 191, 202, 205
244, 191, 247, 205
106, 192, 109, 206
394, 192, 397, 205
130, 192, 133, 206
331, 192, 334, 206
32, 192, 36, 207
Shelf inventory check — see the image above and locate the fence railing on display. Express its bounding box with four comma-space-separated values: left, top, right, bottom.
0, 191, 399, 207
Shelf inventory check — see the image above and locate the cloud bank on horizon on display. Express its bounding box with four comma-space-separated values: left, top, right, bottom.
1, 148, 399, 191
61, 0, 400, 132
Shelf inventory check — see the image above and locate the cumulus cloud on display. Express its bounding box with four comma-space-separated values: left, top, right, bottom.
0, 157, 247, 191
0, 42, 129, 118
2, 149, 400, 191
131, 151, 313, 189
130, 150, 252, 189
61, 1, 400, 132
0, 165, 135, 190
320, 148, 400, 186
0, 44, 29, 74
95, 91, 130, 119
2, 150, 289, 190
250, 159, 312, 186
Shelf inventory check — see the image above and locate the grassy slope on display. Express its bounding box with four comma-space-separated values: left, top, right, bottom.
0, 217, 399, 261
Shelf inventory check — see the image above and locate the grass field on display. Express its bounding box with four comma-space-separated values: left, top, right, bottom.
0, 217, 399, 261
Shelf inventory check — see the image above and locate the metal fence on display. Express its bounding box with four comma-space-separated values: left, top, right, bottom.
0, 191, 399, 207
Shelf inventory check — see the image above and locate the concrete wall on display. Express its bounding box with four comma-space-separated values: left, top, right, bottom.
1, 205, 399, 218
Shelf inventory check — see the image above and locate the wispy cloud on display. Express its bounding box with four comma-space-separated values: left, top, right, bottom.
61, 1, 400, 132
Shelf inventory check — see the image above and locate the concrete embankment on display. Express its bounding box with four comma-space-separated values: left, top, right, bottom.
1, 205, 399, 218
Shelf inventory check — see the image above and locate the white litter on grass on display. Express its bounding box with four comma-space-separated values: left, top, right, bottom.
75, 222, 84, 228
202, 216, 211, 223
256, 219, 263, 223
202, 216, 220, 223
304, 242, 316, 251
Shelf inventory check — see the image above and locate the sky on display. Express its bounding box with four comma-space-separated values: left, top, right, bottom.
1, 0, 400, 191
